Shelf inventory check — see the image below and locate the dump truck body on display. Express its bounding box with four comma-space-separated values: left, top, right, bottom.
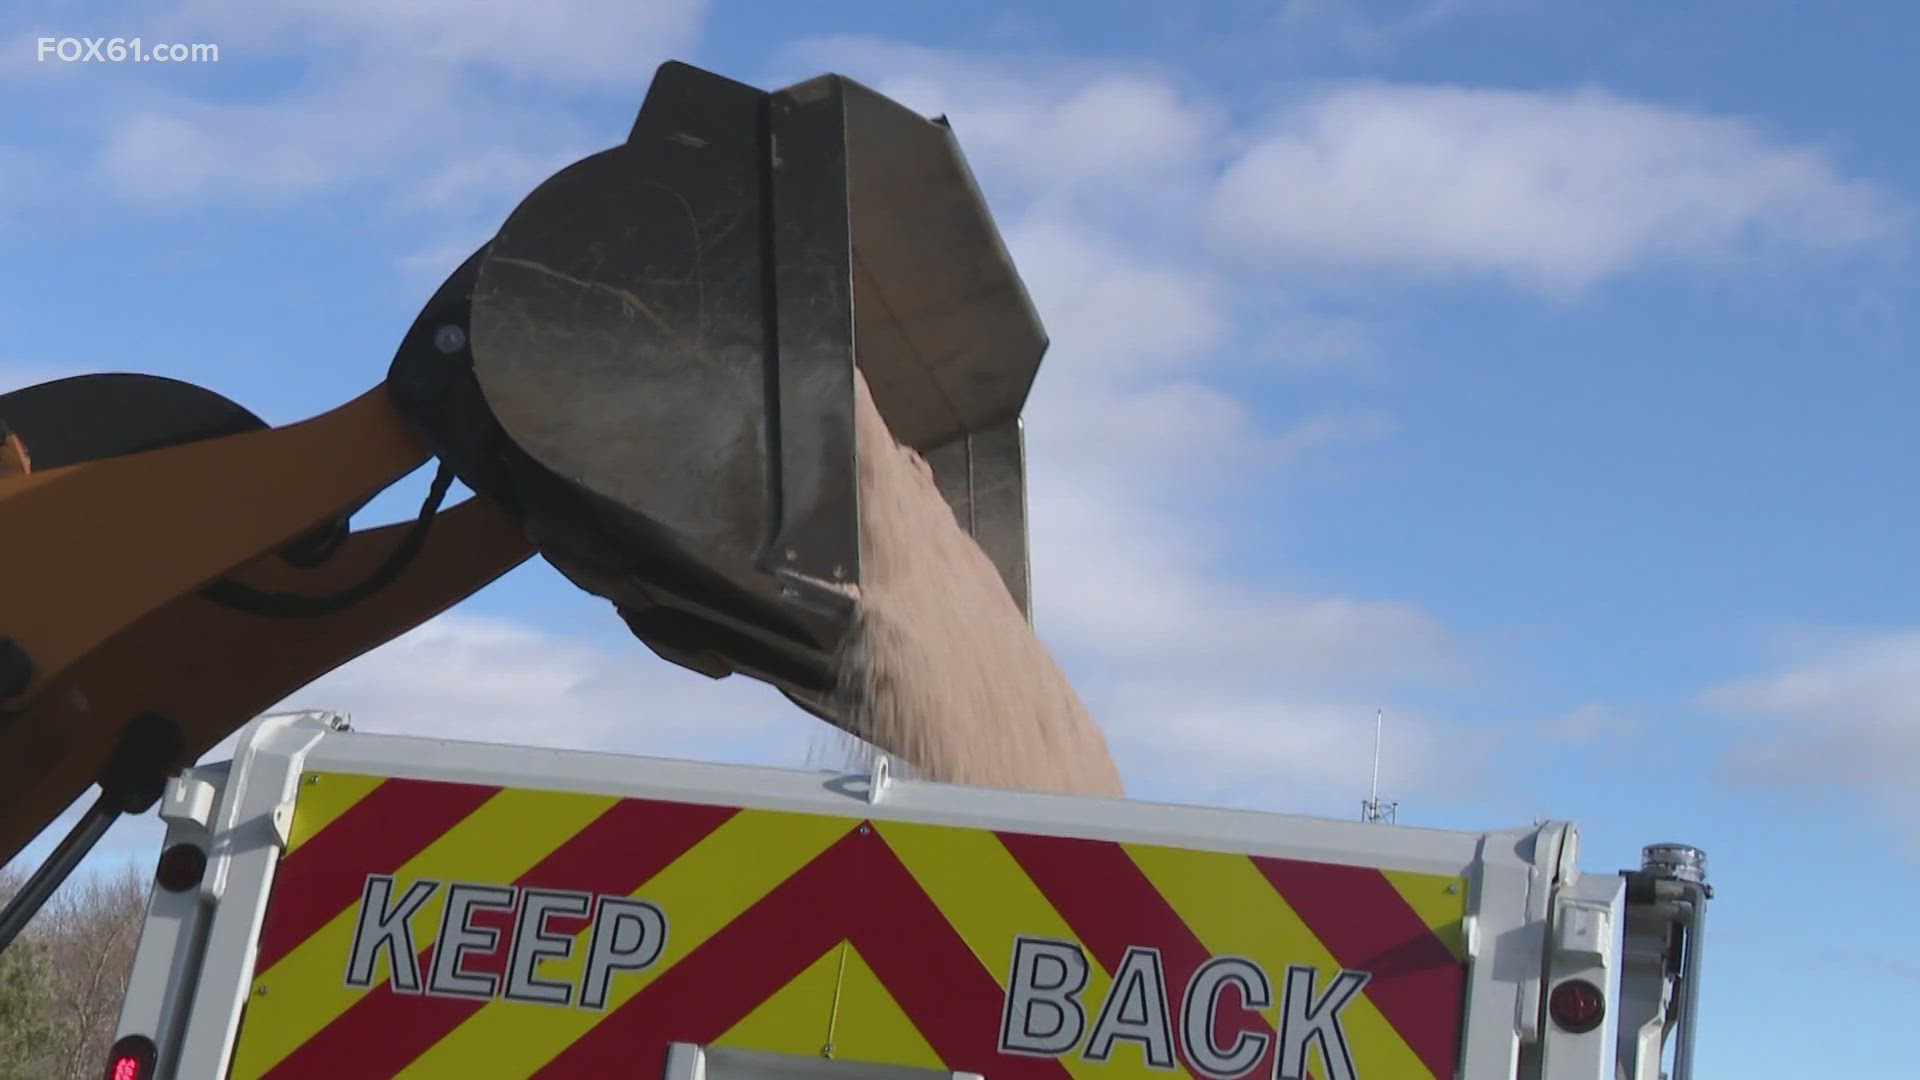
110, 713, 1707, 1080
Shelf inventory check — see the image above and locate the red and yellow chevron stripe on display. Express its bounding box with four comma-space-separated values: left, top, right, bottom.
228, 773, 1470, 1080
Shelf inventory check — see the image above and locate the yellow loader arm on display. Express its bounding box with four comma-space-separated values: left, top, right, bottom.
0, 383, 532, 871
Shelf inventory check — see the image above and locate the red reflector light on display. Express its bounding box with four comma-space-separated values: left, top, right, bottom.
1548, 978, 1606, 1034
155, 842, 207, 893
104, 1034, 156, 1080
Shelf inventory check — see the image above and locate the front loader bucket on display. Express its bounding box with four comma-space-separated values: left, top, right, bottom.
389, 61, 1044, 701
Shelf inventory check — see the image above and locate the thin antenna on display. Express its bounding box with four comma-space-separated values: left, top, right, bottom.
1362, 708, 1398, 825
1369, 708, 1382, 806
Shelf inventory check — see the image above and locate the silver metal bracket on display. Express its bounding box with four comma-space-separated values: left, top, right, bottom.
867, 753, 893, 806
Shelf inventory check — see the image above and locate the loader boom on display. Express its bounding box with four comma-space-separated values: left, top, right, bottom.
0, 380, 533, 876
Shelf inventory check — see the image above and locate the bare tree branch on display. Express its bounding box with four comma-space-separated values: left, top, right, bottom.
0, 860, 149, 1080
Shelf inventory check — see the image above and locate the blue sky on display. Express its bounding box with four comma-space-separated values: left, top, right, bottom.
5, 0, 1919, 1074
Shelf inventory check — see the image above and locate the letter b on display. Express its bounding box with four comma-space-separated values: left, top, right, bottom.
1000, 937, 1091, 1057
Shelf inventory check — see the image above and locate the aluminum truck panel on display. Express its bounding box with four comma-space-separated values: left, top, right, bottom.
225, 770, 1470, 1080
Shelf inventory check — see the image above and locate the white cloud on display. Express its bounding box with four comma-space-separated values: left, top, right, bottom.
1709, 630, 1920, 848
274, 614, 818, 765
1094, 684, 1484, 813
1209, 85, 1907, 291
1026, 463, 1449, 684
67, 0, 699, 218
174, 0, 708, 85
92, 65, 603, 208
790, 36, 1905, 298
92, 115, 219, 200
1003, 220, 1434, 686
1711, 630, 1920, 786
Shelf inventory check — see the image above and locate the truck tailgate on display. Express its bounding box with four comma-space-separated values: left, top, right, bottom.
227, 771, 1469, 1080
